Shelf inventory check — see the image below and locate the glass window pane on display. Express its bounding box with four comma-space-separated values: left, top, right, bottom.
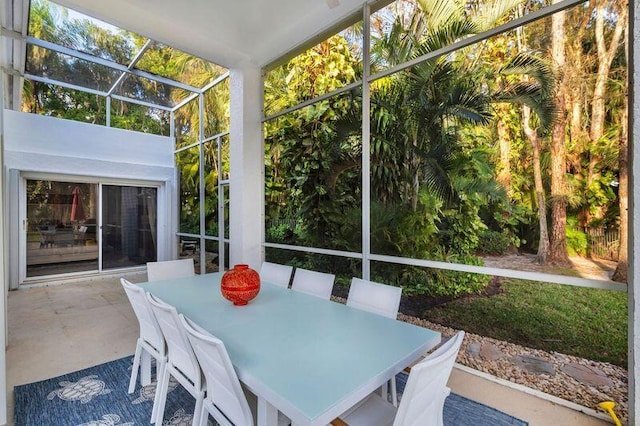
176, 146, 200, 234
224, 242, 230, 270
223, 185, 230, 239
178, 237, 201, 274
110, 99, 170, 135
370, 0, 553, 74
26, 44, 121, 92
26, 180, 98, 277
116, 73, 192, 108
22, 80, 107, 125
204, 239, 220, 273
204, 140, 219, 237
369, 4, 626, 284
174, 97, 200, 149
204, 78, 230, 138
264, 22, 363, 117
28, 0, 139, 65
135, 43, 227, 86
220, 134, 230, 181
265, 92, 362, 251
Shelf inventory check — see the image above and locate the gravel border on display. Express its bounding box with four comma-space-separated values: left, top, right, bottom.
400, 314, 628, 424
332, 296, 628, 424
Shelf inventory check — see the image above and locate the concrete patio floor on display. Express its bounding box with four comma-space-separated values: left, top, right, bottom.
5, 275, 613, 425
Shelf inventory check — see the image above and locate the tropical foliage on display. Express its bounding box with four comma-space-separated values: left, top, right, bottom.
23, 0, 628, 298
264, 0, 627, 295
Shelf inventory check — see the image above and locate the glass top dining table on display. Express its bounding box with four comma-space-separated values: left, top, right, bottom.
137, 272, 441, 426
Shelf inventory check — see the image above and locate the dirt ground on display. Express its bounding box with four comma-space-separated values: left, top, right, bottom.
482, 253, 619, 282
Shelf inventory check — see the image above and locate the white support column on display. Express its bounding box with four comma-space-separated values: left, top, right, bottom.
0, 3, 8, 422
630, 1, 638, 423
229, 66, 263, 270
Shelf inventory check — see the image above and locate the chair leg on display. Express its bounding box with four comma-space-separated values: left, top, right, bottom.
437, 389, 451, 426
128, 340, 143, 394
192, 390, 204, 426
153, 367, 171, 425
198, 403, 209, 426
150, 359, 166, 424
141, 350, 152, 386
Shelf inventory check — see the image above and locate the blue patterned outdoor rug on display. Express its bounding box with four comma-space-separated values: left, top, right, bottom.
15, 357, 528, 425
395, 372, 528, 426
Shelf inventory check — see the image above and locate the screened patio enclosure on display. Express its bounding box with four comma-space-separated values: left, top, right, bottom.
2, 0, 232, 284
0, 0, 639, 425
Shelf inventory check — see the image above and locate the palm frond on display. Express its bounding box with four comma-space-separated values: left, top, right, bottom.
416, 0, 465, 30
499, 53, 555, 97
472, 0, 523, 31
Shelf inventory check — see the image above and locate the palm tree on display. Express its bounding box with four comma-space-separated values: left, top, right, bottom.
369, 0, 527, 209
495, 53, 557, 263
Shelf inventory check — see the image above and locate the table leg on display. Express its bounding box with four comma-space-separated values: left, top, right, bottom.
140, 351, 151, 386
257, 397, 279, 426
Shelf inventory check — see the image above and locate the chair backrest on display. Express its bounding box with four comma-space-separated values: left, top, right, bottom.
147, 258, 195, 282
121, 278, 164, 354
393, 331, 465, 426
291, 268, 335, 300
347, 277, 402, 319
146, 293, 201, 387
259, 261, 294, 288
180, 315, 254, 426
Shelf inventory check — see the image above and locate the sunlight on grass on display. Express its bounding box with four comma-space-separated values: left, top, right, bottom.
424, 279, 628, 367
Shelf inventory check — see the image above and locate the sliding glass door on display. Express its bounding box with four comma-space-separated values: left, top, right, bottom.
25, 178, 157, 279
102, 185, 157, 269
26, 180, 99, 277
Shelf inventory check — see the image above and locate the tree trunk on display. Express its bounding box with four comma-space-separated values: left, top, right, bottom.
548, 3, 570, 266
523, 105, 549, 264
612, 25, 629, 283
496, 105, 511, 194
587, 0, 628, 222
612, 93, 628, 282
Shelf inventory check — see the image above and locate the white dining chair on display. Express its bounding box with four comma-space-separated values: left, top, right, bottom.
330, 331, 465, 426
291, 267, 335, 300
121, 279, 166, 424
347, 277, 403, 405
180, 315, 255, 426
147, 293, 205, 425
347, 277, 402, 320
260, 261, 294, 288
146, 258, 195, 282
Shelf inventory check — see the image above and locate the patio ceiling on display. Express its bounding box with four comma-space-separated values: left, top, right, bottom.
50, 0, 372, 68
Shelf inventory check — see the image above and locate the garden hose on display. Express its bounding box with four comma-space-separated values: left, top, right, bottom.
598, 401, 621, 426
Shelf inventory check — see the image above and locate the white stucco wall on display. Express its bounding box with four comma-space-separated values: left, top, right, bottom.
4, 110, 173, 174
3, 110, 176, 287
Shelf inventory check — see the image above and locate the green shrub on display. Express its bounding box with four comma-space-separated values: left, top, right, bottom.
378, 253, 491, 298
424, 253, 491, 297
566, 227, 588, 256
477, 230, 511, 254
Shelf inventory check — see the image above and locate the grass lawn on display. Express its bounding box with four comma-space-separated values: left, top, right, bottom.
423, 278, 628, 367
